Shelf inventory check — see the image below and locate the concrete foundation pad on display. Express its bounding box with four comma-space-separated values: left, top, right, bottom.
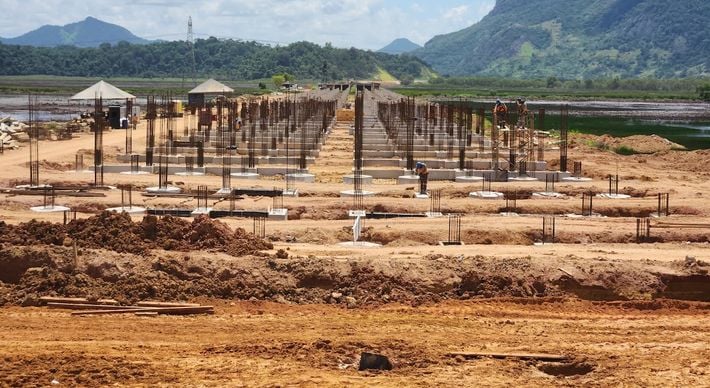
566, 213, 603, 218
175, 172, 205, 177
499, 212, 520, 217
415, 193, 430, 199
338, 241, 382, 249
30, 205, 71, 213
215, 188, 233, 195
343, 174, 373, 185
562, 177, 593, 182
283, 189, 299, 198
145, 186, 182, 194
16, 184, 52, 190
426, 212, 443, 218
596, 193, 632, 199
119, 171, 150, 175
106, 206, 147, 215
231, 172, 260, 180
455, 176, 484, 183
286, 173, 315, 183
469, 191, 505, 199
397, 175, 420, 185
191, 207, 213, 216
268, 208, 288, 221
340, 190, 376, 198
533, 192, 566, 199
348, 210, 367, 218
510, 176, 539, 182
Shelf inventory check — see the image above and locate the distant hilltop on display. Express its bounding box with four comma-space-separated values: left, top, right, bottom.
0, 17, 150, 48
378, 38, 422, 55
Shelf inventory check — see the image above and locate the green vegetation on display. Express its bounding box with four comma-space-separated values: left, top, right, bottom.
0, 38, 431, 81
393, 76, 709, 100
699, 84, 710, 101
415, 0, 710, 78
0, 75, 269, 95
613, 145, 638, 155
271, 73, 294, 88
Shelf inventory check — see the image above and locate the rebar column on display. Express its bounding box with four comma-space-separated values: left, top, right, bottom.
28, 94, 40, 186
560, 105, 569, 172
93, 97, 104, 187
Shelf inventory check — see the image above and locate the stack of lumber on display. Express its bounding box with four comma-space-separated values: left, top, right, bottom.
39, 297, 214, 316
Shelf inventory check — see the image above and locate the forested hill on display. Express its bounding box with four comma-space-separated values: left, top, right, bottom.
415, 0, 710, 78
0, 17, 149, 48
0, 38, 430, 81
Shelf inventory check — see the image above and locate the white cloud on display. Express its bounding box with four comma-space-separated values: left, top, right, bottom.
0, 0, 496, 49
443, 5, 470, 20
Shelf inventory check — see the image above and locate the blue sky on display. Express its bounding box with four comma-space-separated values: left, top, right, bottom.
0, 0, 496, 49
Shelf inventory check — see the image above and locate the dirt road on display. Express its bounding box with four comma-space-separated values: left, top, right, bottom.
1, 299, 708, 387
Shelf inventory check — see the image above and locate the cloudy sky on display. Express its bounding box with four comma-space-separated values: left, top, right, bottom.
0, 0, 495, 49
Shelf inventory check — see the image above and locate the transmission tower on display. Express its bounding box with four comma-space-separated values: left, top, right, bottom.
185, 16, 197, 87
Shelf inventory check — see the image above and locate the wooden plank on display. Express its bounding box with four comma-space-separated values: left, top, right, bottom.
47, 303, 143, 311
40, 297, 119, 305
134, 312, 159, 317
447, 351, 568, 362
135, 301, 202, 308
72, 306, 214, 316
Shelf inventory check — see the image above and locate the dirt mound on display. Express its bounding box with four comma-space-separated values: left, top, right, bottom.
571, 133, 685, 154
0, 212, 272, 256
2, 244, 708, 307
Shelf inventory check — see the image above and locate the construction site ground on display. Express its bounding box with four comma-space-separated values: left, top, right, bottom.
1, 111, 709, 386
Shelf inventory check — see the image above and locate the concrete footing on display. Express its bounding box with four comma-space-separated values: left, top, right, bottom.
30, 205, 71, 213
343, 174, 373, 185
106, 206, 147, 214
340, 190, 376, 198
145, 186, 182, 194
469, 191, 504, 199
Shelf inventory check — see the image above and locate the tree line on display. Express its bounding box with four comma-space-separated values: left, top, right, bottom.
0, 38, 429, 81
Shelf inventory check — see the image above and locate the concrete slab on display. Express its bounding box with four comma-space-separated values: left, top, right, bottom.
340, 190, 376, 198
283, 189, 299, 198
268, 208, 288, 221
191, 207, 213, 216
596, 193, 632, 199
469, 191, 505, 199
30, 205, 71, 213
106, 206, 147, 215
562, 177, 593, 182
343, 174, 374, 185
231, 172, 260, 180
397, 174, 420, 185
533, 192, 566, 199
455, 176, 484, 183
145, 186, 182, 194
286, 173, 315, 183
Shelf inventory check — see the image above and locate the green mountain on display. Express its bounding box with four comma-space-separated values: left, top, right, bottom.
0, 17, 150, 47
0, 38, 430, 81
378, 38, 422, 55
415, 0, 710, 78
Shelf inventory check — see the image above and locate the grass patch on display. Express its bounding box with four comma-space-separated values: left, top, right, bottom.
613, 145, 638, 155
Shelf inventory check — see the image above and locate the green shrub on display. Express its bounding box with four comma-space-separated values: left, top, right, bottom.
613, 145, 638, 155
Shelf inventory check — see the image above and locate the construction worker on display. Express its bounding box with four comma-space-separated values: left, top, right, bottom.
494, 99, 508, 128
516, 98, 528, 128
415, 162, 429, 195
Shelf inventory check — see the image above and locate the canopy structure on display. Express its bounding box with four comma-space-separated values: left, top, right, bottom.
70, 80, 136, 101
188, 79, 234, 94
